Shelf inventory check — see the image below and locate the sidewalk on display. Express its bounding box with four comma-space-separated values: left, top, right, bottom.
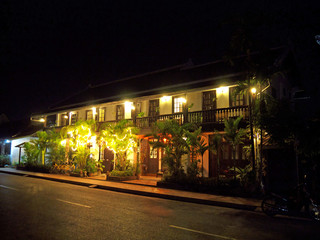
0, 168, 261, 212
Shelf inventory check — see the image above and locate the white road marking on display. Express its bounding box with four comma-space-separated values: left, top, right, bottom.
0, 185, 18, 191
169, 225, 237, 240
56, 199, 92, 208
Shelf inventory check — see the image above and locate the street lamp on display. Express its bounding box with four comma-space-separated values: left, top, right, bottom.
248, 87, 256, 175
251, 87, 257, 95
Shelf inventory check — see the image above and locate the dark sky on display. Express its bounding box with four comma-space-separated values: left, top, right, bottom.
1, 0, 320, 121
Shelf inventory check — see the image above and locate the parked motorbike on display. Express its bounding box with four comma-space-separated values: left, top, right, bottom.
261, 182, 320, 221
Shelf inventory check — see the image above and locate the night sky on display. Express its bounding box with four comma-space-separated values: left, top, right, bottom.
1, 0, 320, 121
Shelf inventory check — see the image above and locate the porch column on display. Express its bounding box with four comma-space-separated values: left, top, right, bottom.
158, 148, 162, 172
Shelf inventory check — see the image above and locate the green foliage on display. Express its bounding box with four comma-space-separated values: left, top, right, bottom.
30, 131, 51, 165
0, 155, 10, 167
224, 116, 247, 180
73, 146, 90, 170
224, 116, 247, 146
110, 169, 133, 177
99, 120, 138, 171
50, 164, 74, 174
186, 160, 200, 182
85, 157, 97, 173
210, 131, 223, 181
17, 161, 51, 173
232, 164, 255, 187
150, 120, 193, 178
96, 159, 105, 172
23, 142, 40, 164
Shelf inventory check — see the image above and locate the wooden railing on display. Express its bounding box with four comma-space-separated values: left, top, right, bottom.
188, 106, 249, 125
52, 106, 249, 129
135, 106, 249, 128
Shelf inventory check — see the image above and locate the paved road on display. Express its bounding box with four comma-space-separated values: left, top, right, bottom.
0, 173, 319, 240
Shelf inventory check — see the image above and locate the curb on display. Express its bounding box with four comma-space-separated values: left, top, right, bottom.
0, 169, 258, 212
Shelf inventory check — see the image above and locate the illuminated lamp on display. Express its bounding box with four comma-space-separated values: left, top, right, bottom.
161, 96, 171, 102
217, 86, 228, 95
251, 87, 257, 94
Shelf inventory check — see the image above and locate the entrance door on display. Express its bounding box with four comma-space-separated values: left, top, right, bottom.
103, 148, 114, 173
148, 140, 159, 174
209, 134, 221, 177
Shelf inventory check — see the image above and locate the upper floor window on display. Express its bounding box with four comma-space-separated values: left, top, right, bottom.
86, 110, 93, 120
149, 99, 159, 117
229, 87, 247, 107
173, 96, 186, 113
98, 108, 106, 122
116, 105, 124, 121
60, 113, 69, 126
202, 90, 216, 110
46, 115, 56, 127
70, 112, 78, 125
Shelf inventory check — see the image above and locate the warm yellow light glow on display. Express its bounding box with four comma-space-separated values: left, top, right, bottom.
125, 101, 135, 110
60, 139, 66, 146
92, 107, 97, 116
64, 115, 68, 119
161, 96, 171, 102
217, 86, 228, 95
39, 118, 45, 122
251, 87, 257, 94
179, 97, 187, 104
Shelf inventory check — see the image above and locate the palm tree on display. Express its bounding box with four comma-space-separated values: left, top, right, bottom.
31, 131, 50, 165
210, 131, 223, 181
224, 116, 247, 181
99, 120, 138, 171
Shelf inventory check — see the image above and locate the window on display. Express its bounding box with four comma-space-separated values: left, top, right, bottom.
99, 146, 105, 160
149, 99, 159, 117
229, 87, 247, 107
86, 110, 93, 120
202, 90, 217, 110
46, 115, 57, 127
70, 112, 78, 125
173, 96, 186, 113
60, 113, 68, 126
149, 139, 158, 158
98, 108, 106, 122
116, 105, 124, 121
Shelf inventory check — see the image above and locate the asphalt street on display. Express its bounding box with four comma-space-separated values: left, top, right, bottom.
1, 173, 319, 240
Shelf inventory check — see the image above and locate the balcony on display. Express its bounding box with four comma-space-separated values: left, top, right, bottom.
135, 106, 249, 130
52, 106, 249, 132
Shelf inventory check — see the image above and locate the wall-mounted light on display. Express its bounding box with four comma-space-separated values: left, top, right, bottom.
161, 96, 171, 102
177, 97, 186, 103
217, 86, 228, 95
125, 101, 135, 110
92, 107, 97, 116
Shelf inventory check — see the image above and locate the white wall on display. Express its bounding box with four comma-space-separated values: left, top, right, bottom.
187, 92, 202, 111
159, 96, 172, 115
217, 87, 230, 108
10, 136, 37, 165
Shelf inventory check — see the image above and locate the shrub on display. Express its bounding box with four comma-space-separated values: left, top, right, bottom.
85, 157, 97, 174
0, 155, 10, 167
17, 162, 51, 173
50, 164, 74, 174
110, 169, 133, 177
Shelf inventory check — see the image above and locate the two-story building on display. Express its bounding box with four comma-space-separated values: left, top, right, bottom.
28, 47, 295, 178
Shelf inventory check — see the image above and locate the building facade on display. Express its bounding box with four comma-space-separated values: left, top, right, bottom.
30, 47, 295, 177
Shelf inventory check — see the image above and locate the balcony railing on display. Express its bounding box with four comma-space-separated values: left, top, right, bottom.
52, 106, 249, 129
135, 106, 249, 128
